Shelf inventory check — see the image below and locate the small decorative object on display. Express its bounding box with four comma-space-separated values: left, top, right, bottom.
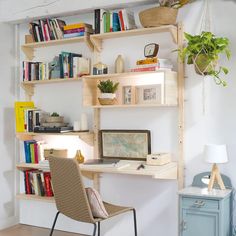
80, 113, 88, 131
74, 149, 85, 164
97, 79, 119, 105
123, 86, 136, 105
44, 148, 68, 160
49, 56, 60, 79
45, 112, 64, 123
146, 153, 171, 166
177, 31, 231, 86
204, 144, 228, 191
73, 120, 80, 131
115, 55, 124, 73
100, 130, 151, 160
144, 43, 159, 58
136, 84, 162, 104
93, 61, 108, 75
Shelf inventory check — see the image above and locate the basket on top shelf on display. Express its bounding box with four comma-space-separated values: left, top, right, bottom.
139, 0, 194, 27
97, 79, 119, 105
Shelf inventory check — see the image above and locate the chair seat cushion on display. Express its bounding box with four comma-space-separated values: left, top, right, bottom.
86, 187, 109, 219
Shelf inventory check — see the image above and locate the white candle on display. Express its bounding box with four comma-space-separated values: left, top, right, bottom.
73, 121, 80, 131
80, 113, 88, 131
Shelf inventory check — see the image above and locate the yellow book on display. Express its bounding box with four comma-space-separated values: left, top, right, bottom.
63, 23, 92, 31
30, 143, 35, 163
14, 101, 35, 132
136, 57, 158, 65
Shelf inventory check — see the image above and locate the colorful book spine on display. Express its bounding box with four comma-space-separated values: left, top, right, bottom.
63, 23, 92, 31
94, 9, 100, 34
63, 32, 85, 38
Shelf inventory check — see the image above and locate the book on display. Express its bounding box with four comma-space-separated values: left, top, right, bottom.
43, 172, 54, 197
130, 66, 161, 72
63, 32, 85, 38
63, 27, 93, 34
136, 57, 158, 65
63, 23, 92, 31
33, 126, 73, 133
94, 9, 100, 34
73, 57, 90, 77
122, 9, 136, 30
112, 12, 120, 32
14, 101, 35, 132
118, 10, 125, 31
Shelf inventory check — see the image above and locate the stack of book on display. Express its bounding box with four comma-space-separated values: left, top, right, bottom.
24, 170, 54, 197
130, 58, 173, 72
63, 23, 93, 39
23, 140, 41, 163
29, 18, 66, 42
94, 8, 136, 34
22, 52, 90, 81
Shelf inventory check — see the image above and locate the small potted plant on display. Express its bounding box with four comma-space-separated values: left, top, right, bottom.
139, 0, 193, 27
97, 79, 119, 105
178, 31, 231, 86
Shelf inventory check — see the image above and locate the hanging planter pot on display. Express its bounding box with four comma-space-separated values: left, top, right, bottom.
193, 54, 217, 75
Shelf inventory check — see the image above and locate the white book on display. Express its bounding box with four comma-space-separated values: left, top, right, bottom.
122, 9, 136, 30
73, 57, 90, 77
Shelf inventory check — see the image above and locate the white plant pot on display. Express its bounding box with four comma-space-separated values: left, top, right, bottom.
99, 93, 116, 99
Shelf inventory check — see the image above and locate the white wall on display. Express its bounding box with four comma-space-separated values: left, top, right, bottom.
0, 23, 18, 229
2, 0, 236, 235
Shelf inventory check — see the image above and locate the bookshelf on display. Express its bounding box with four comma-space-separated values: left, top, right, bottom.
17, 22, 184, 202
21, 33, 93, 60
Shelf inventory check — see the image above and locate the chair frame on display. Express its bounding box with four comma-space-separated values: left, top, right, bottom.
49, 209, 137, 236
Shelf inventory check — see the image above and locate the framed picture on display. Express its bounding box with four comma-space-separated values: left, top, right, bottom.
123, 86, 132, 104
136, 84, 162, 104
99, 130, 151, 160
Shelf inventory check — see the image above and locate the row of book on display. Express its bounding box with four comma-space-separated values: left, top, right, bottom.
22, 52, 90, 81
23, 140, 42, 163
130, 58, 173, 72
24, 170, 53, 197
63, 23, 93, 39
29, 18, 66, 42
94, 8, 136, 34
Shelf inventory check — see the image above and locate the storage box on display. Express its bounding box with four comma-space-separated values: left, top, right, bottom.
146, 153, 171, 166
44, 149, 68, 160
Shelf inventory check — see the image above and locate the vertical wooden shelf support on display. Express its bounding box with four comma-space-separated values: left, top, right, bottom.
169, 27, 178, 44
90, 37, 102, 52
21, 84, 34, 101
21, 45, 34, 60
84, 33, 94, 52
177, 23, 185, 189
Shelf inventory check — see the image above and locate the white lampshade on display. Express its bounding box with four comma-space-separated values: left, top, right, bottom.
204, 144, 228, 164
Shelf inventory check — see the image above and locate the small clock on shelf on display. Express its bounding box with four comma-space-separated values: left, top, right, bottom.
144, 43, 159, 58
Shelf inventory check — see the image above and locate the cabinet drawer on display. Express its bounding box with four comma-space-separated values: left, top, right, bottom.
182, 197, 219, 210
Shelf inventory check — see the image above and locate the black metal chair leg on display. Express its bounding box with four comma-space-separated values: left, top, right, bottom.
132, 209, 138, 236
49, 211, 60, 236
98, 221, 100, 236
92, 223, 97, 236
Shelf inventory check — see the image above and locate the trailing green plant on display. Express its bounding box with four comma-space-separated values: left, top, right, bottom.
178, 31, 231, 86
97, 79, 119, 93
159, 0, 194, 8
51, 112, 60, 117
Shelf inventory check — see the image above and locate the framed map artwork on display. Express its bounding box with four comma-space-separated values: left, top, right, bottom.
99, 130, 151, 160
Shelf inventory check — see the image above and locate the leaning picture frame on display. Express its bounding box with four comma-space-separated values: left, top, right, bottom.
136, 84, 163, 104
99, 130, 151, 160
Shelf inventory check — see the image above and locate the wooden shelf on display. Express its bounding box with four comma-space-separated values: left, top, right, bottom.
16, 131, 94, 146
90, 25, 178, 52
16, 194, 55, 203
16, 163, 46, 171
21, 33, 93, 60
21, 77, 83, 100
83, 71, 178, 107
80, 161, 178, 180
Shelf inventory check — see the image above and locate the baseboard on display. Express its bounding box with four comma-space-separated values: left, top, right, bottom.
0, 216, 19, 230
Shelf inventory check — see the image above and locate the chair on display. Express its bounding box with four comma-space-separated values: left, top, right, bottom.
48, 157, 138, 236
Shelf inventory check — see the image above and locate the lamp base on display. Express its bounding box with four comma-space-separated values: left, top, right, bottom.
208, 163, 226, 191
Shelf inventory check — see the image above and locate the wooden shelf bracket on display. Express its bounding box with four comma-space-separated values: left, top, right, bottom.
21, 84, 34, 101
21, 45, 34, 60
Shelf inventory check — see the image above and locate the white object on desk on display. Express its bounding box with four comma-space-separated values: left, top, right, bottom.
73, 120, 80, 131
80, 113, 88, 131
146, 153, 171, 166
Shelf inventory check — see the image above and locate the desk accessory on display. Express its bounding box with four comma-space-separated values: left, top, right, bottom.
146, 153, 171, 166
74, 150, 85, 164
204, 144, 228, 191
44, 149, 68, 160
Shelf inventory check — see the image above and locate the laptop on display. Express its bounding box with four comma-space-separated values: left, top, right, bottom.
83, 158, 120, 165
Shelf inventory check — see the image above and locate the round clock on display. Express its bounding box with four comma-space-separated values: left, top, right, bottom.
144, 43, 159, 58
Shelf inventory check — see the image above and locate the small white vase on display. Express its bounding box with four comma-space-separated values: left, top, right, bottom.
115, 55, 124, 73
100, 93, 116, 99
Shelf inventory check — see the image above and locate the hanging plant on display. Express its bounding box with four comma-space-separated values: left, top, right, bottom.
178, 31, 231, 86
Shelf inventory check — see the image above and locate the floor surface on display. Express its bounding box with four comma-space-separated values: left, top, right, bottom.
0, 224, 83, 236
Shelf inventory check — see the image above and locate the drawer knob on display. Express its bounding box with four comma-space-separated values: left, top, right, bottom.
193, 200, 205, 207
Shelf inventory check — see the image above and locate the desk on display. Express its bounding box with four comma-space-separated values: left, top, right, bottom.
16, 160, 177, 191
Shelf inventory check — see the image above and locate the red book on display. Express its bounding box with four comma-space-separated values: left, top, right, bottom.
43, 172, 54, 197
24, 170, 31, 194
118, 10, 125, 31
34, 143, 39, 164
63, 28, 86, 34
130, 66, 160, 72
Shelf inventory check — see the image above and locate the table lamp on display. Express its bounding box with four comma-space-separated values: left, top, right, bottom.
204, 144, 228, 191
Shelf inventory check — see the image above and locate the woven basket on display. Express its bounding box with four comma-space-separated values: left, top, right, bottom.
98, 98, 117, 105
139, 7, 178, 27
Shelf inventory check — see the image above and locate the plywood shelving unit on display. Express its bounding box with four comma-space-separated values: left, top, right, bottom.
17, 23, 184, 202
